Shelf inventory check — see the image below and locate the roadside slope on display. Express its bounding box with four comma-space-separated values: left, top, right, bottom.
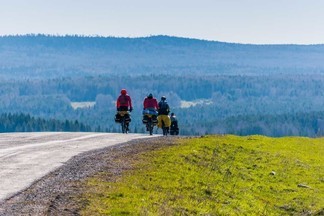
80, 135, 323, 215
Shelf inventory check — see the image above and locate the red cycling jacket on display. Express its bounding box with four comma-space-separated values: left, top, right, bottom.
143, 97, 159, 110
116, 94, 132, 108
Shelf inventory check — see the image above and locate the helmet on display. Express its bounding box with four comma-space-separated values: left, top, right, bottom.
171, 112, 175, 116
148, 93, 153, 98
121, 89, 127, 95
161, 96, 166, 101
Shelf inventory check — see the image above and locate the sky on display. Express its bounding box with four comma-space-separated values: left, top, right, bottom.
0, 0, 324, 44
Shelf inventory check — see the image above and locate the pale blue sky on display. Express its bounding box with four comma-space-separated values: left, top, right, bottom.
0, 0, 323, 44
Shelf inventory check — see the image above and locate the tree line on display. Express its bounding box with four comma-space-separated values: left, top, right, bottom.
0, 74, 324, 136
0, 113, 91, 133
181, 111, 324, 137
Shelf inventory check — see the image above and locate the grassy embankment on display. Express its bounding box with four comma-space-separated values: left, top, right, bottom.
81, 135, 323, 215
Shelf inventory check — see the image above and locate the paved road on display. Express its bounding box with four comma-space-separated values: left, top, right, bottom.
0, 132, 153, 201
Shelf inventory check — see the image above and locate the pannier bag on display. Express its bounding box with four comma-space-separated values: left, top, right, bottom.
115, 113, 121, 123
142, 109, 158, 115
115, 113, 131, 123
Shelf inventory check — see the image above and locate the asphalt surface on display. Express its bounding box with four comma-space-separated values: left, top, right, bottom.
0, 132, 153, 201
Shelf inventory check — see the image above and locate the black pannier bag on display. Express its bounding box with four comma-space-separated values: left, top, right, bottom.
115, 113, 121, 123
142, 115, 148, 123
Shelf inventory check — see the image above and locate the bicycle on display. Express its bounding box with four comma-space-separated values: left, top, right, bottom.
170, 121, 179, 135
115, 111, 130, 134
142, 109, 158, 135
120, 115, 129, 134
147, 116, 154, 135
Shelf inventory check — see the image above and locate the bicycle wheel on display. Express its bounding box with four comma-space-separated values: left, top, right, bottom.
147, 120, 153, 135
125, 122, 129, 134
121, 117, 126, 134
162, 121, 168, 136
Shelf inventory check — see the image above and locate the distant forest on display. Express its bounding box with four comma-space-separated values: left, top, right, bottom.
0, 35, 324, 136
0, 113, 91, 133
1, 35, 324, 78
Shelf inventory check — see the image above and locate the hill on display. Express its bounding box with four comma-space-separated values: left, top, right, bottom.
1, 35, 324, 78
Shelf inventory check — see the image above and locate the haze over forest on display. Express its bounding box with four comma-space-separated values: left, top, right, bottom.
1, 35, 324, 136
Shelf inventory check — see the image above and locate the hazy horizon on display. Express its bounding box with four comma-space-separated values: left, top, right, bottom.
1, 0, 324, 45
1, 34, 324, 46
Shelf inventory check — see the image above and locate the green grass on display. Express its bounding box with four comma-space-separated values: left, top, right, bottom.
81, 135, 324, 215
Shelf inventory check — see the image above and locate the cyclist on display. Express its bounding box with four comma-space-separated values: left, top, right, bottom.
115, 89, 133, 129
142, 93, 158, 125
143, 93, 158, 110
157, 96, 171, 133
116, 88, 133, 112
170, 112, 179, 135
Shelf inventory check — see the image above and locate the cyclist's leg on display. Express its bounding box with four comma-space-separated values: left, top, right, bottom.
164, 115, 171, 133
157, 115, 162, 128
165, 115, 171, 127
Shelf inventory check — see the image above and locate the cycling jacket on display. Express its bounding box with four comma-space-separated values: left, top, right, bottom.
143, 97, 158, 110
116, 94, 132, 110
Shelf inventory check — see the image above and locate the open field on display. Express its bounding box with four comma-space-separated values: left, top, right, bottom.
70, 102, 96, 109
81, 135, 324, 215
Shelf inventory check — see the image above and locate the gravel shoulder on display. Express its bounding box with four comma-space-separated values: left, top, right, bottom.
0, 136, 179, 216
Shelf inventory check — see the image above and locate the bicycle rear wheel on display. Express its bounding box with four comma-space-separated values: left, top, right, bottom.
121, 117, 127, 134
147, 120, 153, 135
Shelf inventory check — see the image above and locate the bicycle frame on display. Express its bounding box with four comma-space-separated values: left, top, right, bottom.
144, 114, 156, 135
118, 111, 130, 134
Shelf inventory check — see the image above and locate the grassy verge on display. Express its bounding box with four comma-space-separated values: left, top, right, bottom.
80, 135, 324, 215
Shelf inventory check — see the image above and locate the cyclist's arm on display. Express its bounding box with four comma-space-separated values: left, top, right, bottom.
128, 96, 133, 109
116, 97, 120, 108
